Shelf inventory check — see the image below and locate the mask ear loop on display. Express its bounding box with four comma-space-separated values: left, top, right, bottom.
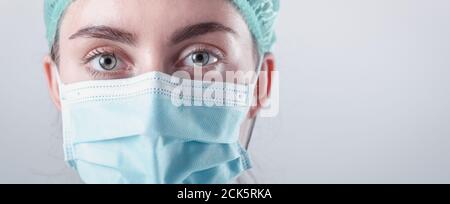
53, 65, 63, 84
52, 65, 65, 101
250, 55, 264, 86
244, 55, 264, 150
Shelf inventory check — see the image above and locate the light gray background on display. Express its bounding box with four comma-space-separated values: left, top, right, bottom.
1, 0, 450, 184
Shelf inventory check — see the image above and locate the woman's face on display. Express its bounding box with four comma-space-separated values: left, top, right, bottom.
56, 0, 258, 84
44, 0, 275, 147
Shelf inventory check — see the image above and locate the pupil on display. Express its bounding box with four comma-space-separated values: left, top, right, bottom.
192, 52, 209, 66
104, 58, 112, 65
100, 54, 117, 70
195, 54, 204, 62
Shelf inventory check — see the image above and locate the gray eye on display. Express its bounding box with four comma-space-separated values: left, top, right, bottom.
98, 54, 117, 70
191, 52, 210, 66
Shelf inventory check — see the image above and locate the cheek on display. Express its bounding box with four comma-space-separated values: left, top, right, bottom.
227, 45, 258, 73
222, 33, 258, 73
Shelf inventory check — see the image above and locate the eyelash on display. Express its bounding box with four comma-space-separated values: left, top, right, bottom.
81, 45, 226, 79
83, 48, 115, 65
175, 46, 226, 72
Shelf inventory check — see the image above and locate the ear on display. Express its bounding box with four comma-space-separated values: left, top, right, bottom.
43, 55, 61, 111
248, 53, 276, 118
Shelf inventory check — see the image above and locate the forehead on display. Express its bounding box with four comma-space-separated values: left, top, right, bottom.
59, 0, 252, 43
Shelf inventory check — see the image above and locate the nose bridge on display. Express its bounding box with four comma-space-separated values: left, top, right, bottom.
135, 10, 177, 75
137, 46, 168, 74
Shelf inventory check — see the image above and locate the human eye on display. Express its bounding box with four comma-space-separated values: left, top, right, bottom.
83, 47, 134, 80
175, 44, 225, 70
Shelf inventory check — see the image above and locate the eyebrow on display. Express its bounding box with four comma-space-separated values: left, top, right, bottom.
69, 25, 136, 45
69, 22, 235, 46
171, 22, 236, 45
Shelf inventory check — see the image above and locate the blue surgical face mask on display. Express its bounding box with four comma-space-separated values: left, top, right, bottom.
56, 70, 254, 184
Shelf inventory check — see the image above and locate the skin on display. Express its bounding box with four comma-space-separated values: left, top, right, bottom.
43, 0, 275, 150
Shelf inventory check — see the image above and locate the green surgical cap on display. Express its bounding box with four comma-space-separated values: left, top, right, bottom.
44, 0, 279, 53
